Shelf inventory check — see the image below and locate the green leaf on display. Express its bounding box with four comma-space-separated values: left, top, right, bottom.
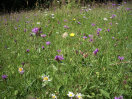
99, 89, 110, 98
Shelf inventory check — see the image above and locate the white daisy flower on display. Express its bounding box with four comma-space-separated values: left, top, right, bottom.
104, 18, 108, 21
67, 92, 75, 97
42, 75, 51, 82
37, 22, 40, 24
76, 93, 82, 99
51, 94, 57, 99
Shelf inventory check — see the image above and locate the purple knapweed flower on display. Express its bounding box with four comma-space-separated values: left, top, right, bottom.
109, 23, 112, 25
111, 14, 116, 18
89, 38, 93, 42
97, 31, 100, 36
88, 35, 93, 38
112, 37, 115, 39
32, 27, 39, 33
93, 48, 99, 55
77, 21, 81, 24
55, 55, 64, 61
107, 29, 110, 32
57, 50, 61, 53
114, 96, 123, 99
64, 19, 67, 22
118, 56, 124, 61
24, 29, 27, 32
97, 28, 102, 32
2, 75, 8, 80
41, 34, 46, 38
64, 25, 69, 29
42, 46, 45, 49
126, 8, 131, 11
83, 36, 87, 40
26, 49, 29, 52
91, 23, 96, 26
46, 41, 51, 45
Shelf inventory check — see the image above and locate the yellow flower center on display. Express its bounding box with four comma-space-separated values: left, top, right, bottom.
78, 95, 81, 98
52, 96, 55, 98
69, 94, 73, 96
19, 68, 23, 72
44, 77, 48, 81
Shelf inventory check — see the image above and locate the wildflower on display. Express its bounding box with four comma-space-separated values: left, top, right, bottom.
91, 23, 96, 26
41, 34, 47, 38
89, 38, 93, 42
21, 62, 25, 66
26, 49, 29, 52
107, 29, 110, 32
109, 23, 112, 25
42, 75, 51, 82
73, 18, 76, 21
114, 96, 123, 99
88, 35, 93, 38
46, 41, 51, 45
93, 48, 99, 55
62, 32, 68, 38
76, 93, 82, 99
118, 56, 124, 61
51, 94, 57, 99
83, 36, 87, 40
67, 92, 75, 98
18, 67, 24, 74
104, 18, 108, 21
42, 46, 45, 49
70, 33, 75, 37
2, 75, 8, 80
97, 28, 102, 32
64, 25, 69, 29
37, 22, 40, 24
55, 55, 64, 62
110, 14, 116, 18
57, 50, 61, 53
77, 21, 81, 24
32, 27, 39, 33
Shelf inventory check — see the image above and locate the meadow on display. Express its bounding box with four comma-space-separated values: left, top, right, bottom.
0, 2, 132, 99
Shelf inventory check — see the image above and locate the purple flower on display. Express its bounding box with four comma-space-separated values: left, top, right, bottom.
64, 25, 69, 29
77, 21, 81, 24
2, 75, 8, 80
89, 38, 93, 42
97, 28, 102, 32
91, 23, 96, 26
109, 23, 112, 25
32, 27, 39, 33
57, 50, 61, 53
83, 36, 87, 39
114, 96, 123, 99
21, 62, 25, 66
41, 34, 47, 38
46, 41, 51, 45
55, 55, 64, 61
126, 8, 131, 11
26, 49, 29, 52
64, 19, 67, 22
42, 46, 45, 49
88, 35, 93, 38
111, 14, 116, 18
107, 29, 110, 32
118, 56, 124, 61
112, 37, 115, 39
24, 29, 27, 32
93, 48, 99, 55
97, 31, 100, 36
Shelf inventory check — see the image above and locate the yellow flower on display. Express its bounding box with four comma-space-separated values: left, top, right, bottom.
67, 92, 75, 97
76, 93, 82, 99
73, 18, 76, 21
19, 68, 23, 72
70, 33, 75, 37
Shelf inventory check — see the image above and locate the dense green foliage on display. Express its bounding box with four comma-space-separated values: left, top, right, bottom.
0, 2, 132, 99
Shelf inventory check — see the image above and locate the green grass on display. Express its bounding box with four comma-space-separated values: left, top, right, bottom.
0, 2, 132, 99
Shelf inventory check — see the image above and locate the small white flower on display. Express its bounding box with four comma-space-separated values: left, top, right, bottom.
115, 23, 118, 25
51, 14, 54, 16
37, 22, 40, 24
62, 32, 68, 38
57, 1, 59, 3
76, 93, 82, 99
51, 94, 57, 99
42, 75, 51, 82
67, 92, 75, 97
52, 17, 55, 19
89, 8, 92, 10
104, 18, 108, 21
